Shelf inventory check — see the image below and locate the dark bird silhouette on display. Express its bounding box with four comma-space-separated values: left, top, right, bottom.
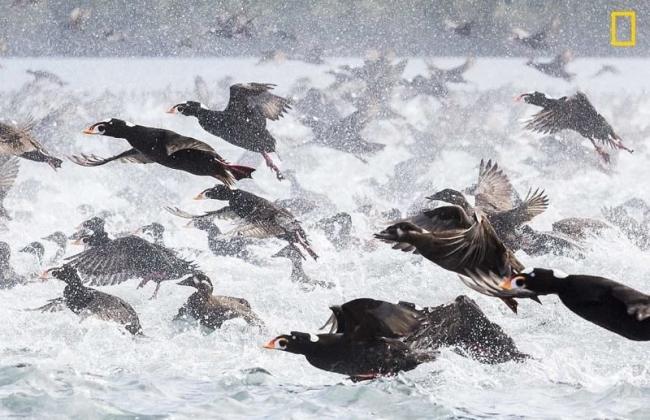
427, 57, 474, 84
0, 156, 19, 221
511, 18, 559, 50
26, 69, 67, 86
516, 91, 633, 163
163, 206, 254, 260
64, 219, 199, 299
72, 119, 254, 186
265, 298, 434, 380
41, 265, 143, 335
444, 19, 475, 37
167, 83, 291, 180
526, 50, 574, 81
42, 231, 68, 264
0, 121, 62, 170
175, 273, 262, 330
194, 185, 318, 260
375, 203, 533, 313
300, 110, 385, 162
465, 268, 650, 341
1, 241, 25, 288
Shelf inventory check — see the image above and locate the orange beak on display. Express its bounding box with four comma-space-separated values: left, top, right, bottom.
71, 238, 82, 246
263, 338, 277, 349
193, 192, 206, 200
39, 269, 52, 280
514, 94, 524, 102
166, 106, 178, 114
82, 123, 102, 134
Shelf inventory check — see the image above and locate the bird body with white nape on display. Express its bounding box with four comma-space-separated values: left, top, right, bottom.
465, 268, 650, 341
167, 83, 290, 180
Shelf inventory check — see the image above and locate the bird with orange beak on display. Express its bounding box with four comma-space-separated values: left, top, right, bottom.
464, 268, 650, 341
166, 83, 290, 181
72, 118, 254, 186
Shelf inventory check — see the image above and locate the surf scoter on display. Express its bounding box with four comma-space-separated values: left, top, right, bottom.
0, 121, 62, 170
73, 118, 254, 186
164, 206, 254, 260
300, 110, 385, 162
427, 57, 474, 84
444, 19, 475, 37
194, 185, 318, 260
135, 222, 165, 246
167, 83, 291, 180
64, 219, 199, 299
0, 241, 26, 288
526, 50, 574, 81
0, 156, 19, 221
19, 241, 44, 265
175, 273, 262, 329
265, 298, 435, 380
41, 265, 143, 335
375, 204, 532, 313
516, 91, 633, 163
42, 231, 68, 264
602, 200, 650, 250
510, 18, 559, 50
465, 268, 650, 341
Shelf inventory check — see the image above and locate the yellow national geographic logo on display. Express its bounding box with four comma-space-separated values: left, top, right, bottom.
610, 10, 636, 47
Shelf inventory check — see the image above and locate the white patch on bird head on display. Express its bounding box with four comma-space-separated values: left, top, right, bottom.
125, 121, 135, 127
308, 333, 319, 343
551, 269, 569, 279
396, 227, 404, 237
193, 277, 200, 285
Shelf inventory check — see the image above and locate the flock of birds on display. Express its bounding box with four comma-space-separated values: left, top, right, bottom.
1, 46, 649, 381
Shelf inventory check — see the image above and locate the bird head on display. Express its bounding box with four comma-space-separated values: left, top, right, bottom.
178, 273, 213, 293
500, 268, 567, 295
194, 185, 233, 201
83, 118, 133, 137
514, 91, 546, 105
41, 265, 81, 284
166, 101, 202, 116
263, 331, 319, 354
426, 188, 468, 207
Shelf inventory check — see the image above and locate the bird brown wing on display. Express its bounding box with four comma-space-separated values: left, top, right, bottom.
165, 137, 217, 156
491, 188, 549, 228
70, 149, 153, 167
523, 98, 571, 135
404, 204, 475, 233
164, 206, 237, 221
0, 156, 19, 189
65, 236, 196, 286
474, 159, 515, 213
226, 83, 291, 121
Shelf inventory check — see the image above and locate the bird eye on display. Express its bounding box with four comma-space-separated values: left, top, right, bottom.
278, 339, 288, 348
177, 106, 184, 112
515, 279, 525, 287
97, 124, 106, 132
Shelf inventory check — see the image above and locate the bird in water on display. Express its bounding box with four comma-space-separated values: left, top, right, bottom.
0, 156, 19, 222
264, 298, 435, 381
72, 118, 254, 186
0, 121, 62, 170
427, 159, 549, 253
299, 110, 385, 162
526, 50, 574, 81
464, 268, 650, 341
167, 83, 291, 180
516, 91, 633, 163
40, 265, 143, 335
426, 57, 474, 84
0, 241, 26, 288
63, 218, 200, 299
164, 206, 254, 260
194, 185, 318, 260
374, 202, 536, 313
134, 222, 165, 246
271, 244, 332, 289
175, 273, 262, 330
42, 231, 68, 264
